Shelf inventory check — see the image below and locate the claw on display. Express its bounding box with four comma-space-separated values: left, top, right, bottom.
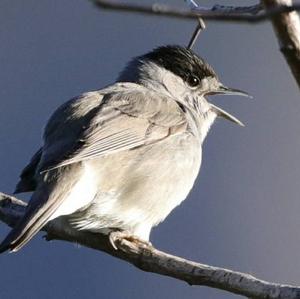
109, 230, 152, 250
109, 231, 121, 250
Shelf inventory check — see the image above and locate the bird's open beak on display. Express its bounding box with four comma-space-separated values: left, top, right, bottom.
208, 85, 251, 127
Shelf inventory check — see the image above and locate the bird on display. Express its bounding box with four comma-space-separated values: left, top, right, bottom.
0, 45, 249, 253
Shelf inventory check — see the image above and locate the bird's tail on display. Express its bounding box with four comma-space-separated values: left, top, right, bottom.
0, 181, 67, 253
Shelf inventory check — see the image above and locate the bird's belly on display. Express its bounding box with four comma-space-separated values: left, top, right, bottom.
69, 134, 202, 240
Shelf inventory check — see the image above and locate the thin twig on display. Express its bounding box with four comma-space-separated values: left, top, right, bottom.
187, 21, 203, 49
91, 0, 300, 23
1, 192, 300, 299
185, 0, 206, 49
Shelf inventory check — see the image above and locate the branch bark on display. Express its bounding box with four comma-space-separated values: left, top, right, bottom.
261, 0, 300, 88
91, 0, 300, 23
1, 192, 300, 299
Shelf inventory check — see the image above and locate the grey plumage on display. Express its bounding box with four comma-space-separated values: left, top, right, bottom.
0, 45, 247, 253
14, 148, 42, 193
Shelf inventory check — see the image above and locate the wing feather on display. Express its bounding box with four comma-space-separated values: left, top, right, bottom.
40, 85, 186, 172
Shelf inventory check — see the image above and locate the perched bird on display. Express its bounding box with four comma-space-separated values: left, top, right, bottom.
0, 45, 248, 253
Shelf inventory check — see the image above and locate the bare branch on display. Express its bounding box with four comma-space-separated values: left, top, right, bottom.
261, 0, 300, 88
91, 0, 300, 23
1, 191, 300, 299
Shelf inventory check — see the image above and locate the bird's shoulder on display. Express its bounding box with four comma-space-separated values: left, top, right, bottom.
105, 83, 187, 127
44, 90, 103, 139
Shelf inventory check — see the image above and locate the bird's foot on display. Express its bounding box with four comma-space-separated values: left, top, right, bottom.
109, 230, 152, 250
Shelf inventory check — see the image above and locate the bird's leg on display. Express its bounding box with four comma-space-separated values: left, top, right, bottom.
109, 229, 152, 250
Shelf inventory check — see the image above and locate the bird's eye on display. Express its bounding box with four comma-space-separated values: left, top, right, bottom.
187, 75, 200, 88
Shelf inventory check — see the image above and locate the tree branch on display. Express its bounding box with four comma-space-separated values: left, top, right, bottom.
261, 0, 300, 88
91, 0, 300, 23
1, 192, 300, 299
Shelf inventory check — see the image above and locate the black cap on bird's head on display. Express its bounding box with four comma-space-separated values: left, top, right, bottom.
143, 45, 218, 85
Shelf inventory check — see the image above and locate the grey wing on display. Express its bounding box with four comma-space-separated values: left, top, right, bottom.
40, 86, 187, 171
0, 85, 187, 252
